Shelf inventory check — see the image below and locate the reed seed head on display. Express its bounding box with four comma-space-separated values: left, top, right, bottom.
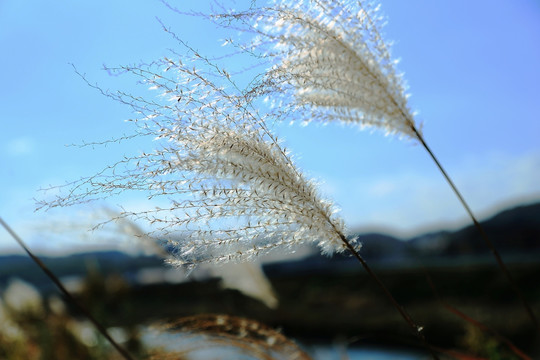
38, 55, 348, 267
214, 0, 420, 138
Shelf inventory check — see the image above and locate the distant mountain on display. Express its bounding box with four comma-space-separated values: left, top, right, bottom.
266, 201, 540, 274
1, 202, 539, 286
352, 233, 409, 263
0, 251, 164, 291
406, 202, 540, 257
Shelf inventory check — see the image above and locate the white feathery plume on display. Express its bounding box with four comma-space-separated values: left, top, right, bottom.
161, 108, 347, 266
34, 17, 439, 345
269, 0, 418, 137
209, 0, 419, 138
38, 56, 348, 267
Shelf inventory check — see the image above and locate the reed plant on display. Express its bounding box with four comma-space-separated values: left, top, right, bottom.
35, 26, 439, 357
21, 0, 536, 358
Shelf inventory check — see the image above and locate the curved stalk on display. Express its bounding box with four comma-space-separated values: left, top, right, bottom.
0, 217, 135, 360
409, 125, 539, 330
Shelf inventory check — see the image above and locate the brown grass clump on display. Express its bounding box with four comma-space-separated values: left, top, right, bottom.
149, 313, 312, 360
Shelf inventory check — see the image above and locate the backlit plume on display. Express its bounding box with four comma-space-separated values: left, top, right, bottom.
234, 0, 420, 137
38, 57, 348, 267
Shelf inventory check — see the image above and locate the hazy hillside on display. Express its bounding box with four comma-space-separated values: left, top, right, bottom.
406, 202, 540, 257
1, 201, 539, 287
0, 251, 164, 291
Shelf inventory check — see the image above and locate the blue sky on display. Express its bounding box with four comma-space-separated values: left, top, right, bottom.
1, 1, 540, 254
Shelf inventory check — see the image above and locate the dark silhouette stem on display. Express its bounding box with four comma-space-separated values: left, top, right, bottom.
410, 125, 538, 330
339, 233, 439, 360
0, 217, 135, 360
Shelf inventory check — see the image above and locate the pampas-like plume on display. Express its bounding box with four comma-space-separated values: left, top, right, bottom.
206, 0, 418, 137
267, 0, 417, 137
162, 111, 347, 266
38, 56, 347, 267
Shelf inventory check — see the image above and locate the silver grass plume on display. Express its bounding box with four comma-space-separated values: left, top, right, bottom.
37, 49, 423, 342
162, 110, 348, 266
206, 0, 418, 137
38, 56, 348, 267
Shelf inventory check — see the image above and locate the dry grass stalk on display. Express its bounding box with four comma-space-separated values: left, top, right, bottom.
0, 218, 135, 360
36, 42, 432, 354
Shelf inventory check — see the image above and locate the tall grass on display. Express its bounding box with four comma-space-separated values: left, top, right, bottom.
20, 0, 537, 358
37, 49, 435, 353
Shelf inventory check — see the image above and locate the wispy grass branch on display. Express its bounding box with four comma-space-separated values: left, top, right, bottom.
38, 53, 352, 264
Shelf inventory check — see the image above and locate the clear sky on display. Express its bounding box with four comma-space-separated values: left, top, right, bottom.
1, 1, 540, 254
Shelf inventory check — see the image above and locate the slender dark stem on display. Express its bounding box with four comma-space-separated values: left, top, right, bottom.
0, 217, 135, 360
339, 233, 439, 360
410, 125, 539, 330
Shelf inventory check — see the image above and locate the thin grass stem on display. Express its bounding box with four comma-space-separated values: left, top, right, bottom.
0, 217, 135, 360
338, 233, 440, 360
408, 125, 539, 330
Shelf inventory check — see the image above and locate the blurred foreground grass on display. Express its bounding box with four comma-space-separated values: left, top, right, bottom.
1, 257, 538, 359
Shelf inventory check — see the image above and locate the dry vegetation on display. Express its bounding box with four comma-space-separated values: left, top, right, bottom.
2, 0, 538, 359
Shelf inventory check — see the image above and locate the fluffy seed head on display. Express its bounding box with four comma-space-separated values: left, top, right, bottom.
38, 55, 348, 267
215, 0, 420, 138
